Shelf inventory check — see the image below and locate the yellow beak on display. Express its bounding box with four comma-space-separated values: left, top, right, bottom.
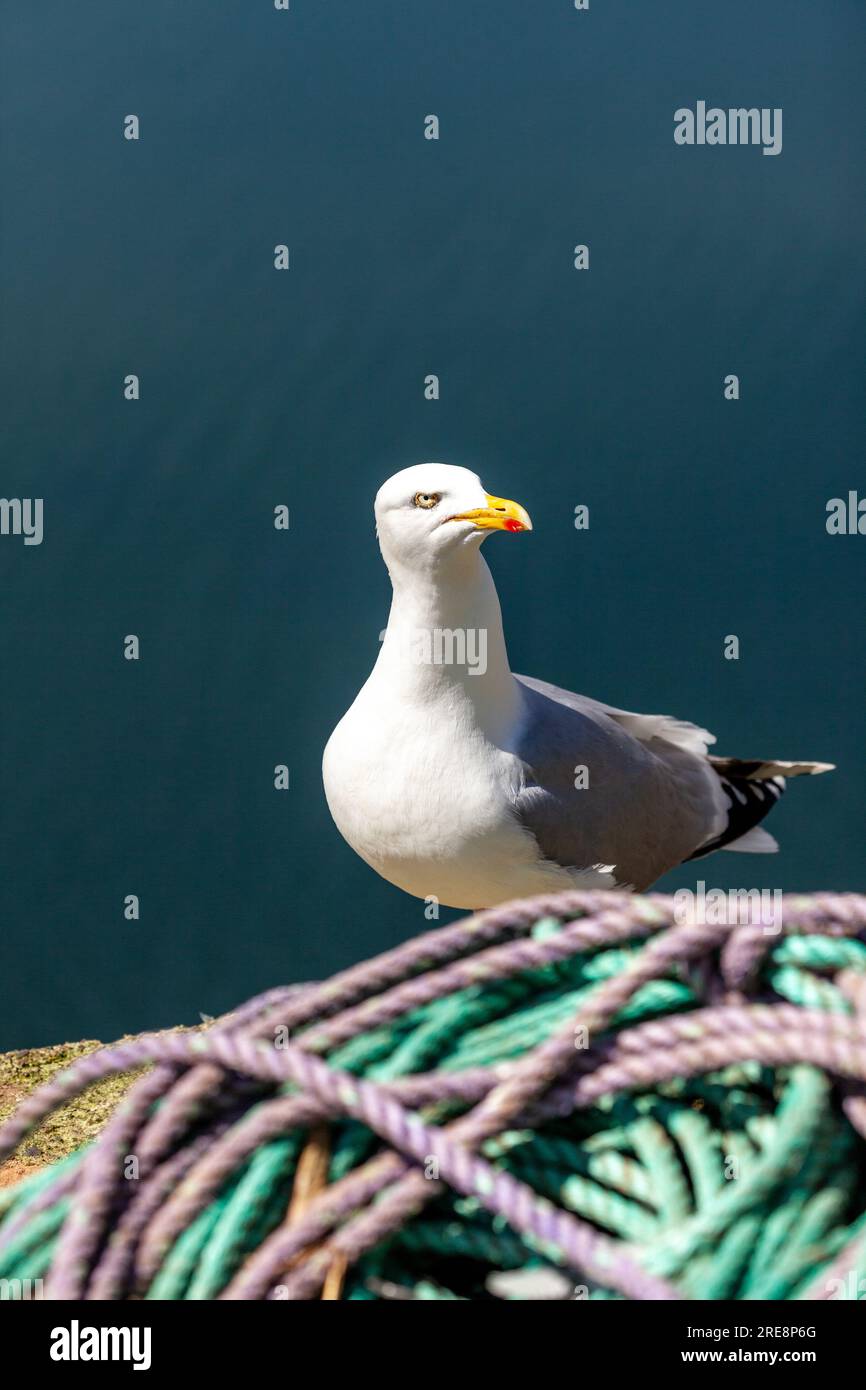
449, 493, 533, 533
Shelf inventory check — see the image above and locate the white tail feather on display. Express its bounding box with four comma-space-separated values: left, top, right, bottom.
722, 826, 779, 854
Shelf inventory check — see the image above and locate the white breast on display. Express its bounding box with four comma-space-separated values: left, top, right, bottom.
322, 678, 575, 909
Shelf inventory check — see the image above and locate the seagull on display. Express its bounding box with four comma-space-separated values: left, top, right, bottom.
323, 464, 833, 909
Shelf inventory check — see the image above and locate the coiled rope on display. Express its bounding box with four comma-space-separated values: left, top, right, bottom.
2, 890, 866, 1300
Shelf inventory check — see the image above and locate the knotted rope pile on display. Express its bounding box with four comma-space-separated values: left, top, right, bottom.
3, 891, 866, 1300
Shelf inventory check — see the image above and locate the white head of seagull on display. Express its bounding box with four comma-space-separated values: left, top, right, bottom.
374, 463, 532, 579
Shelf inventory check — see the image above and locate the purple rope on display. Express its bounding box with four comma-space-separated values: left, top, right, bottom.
43, 984, 303, 1298
88, 1129, 228, 1301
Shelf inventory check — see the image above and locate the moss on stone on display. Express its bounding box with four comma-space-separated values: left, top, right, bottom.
0, 1020, 210, 1189
0, 1037, 150, 1186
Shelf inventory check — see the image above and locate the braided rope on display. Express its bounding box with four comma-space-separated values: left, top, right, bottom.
2, 891, 866, 1300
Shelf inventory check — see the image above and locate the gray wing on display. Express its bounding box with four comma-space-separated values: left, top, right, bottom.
516, 674, 719, 758
509, 675, 726, 890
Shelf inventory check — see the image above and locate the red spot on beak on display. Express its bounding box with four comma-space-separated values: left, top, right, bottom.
504, 518, 524, 532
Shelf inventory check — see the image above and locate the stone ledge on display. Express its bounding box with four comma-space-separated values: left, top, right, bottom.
0, 1025, 205, 1189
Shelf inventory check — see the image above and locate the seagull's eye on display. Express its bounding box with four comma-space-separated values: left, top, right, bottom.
413, 492, 440, 510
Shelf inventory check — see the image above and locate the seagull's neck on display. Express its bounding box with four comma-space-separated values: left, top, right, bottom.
376, 548, 522, 738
